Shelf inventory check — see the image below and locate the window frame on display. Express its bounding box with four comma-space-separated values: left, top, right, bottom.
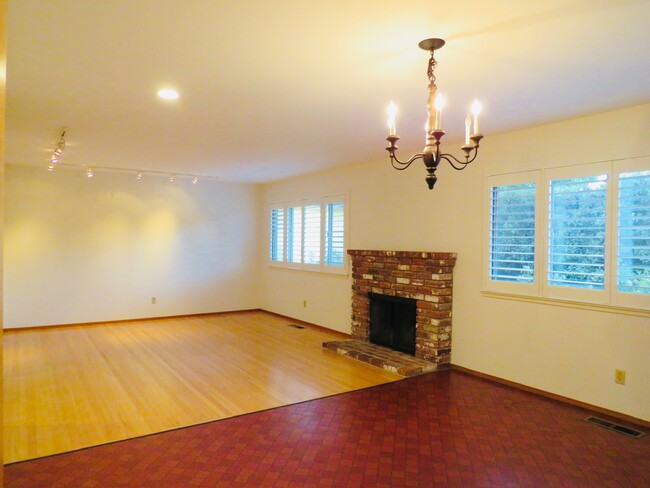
268, 193, 349, 275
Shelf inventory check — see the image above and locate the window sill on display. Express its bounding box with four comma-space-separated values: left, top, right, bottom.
268, 262, 349, 277
481, 291, 650, 318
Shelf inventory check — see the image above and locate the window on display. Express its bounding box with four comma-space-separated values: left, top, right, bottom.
269, 195, 348, 273
489, 182, 536, 284
270, 208, 284, 263
303, 204, 321, 265
324, 201, 345, 267
548, 175, 607, 290
617, 170, 650, 295
485, 157, 649, 311
287, 206, 302, 264
486, 172, 541, 296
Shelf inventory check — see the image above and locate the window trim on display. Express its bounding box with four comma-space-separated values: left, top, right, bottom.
484, 157, 649, 311
481, 290, 650, 318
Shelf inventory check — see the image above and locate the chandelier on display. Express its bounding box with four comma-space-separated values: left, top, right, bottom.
385, 38, 484, 190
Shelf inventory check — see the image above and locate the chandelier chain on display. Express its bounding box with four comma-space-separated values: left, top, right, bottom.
427, 50, 437, 86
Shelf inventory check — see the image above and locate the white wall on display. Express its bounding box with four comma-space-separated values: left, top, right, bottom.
259, 103, 650, 421
4, 165, 260, 328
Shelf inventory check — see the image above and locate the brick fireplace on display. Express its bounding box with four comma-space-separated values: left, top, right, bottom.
348, 250, 457, 368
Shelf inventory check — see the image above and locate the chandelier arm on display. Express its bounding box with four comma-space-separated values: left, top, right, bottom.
439, 146, 481, 170
439, 155, 468, 171
391, 159, 412, 170
441, 153, 469, 168
389, 153, 424, 169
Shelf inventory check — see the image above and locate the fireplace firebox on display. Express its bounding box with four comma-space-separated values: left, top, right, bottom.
369, 293, 416, 355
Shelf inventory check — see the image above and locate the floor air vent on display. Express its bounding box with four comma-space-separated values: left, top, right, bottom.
584, 416, 645, 438
287, 324, 306, 329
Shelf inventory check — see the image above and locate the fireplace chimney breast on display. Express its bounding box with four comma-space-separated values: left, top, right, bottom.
349, 250, 457, 366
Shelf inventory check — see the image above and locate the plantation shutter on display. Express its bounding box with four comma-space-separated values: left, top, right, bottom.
325, 201, 345, 267
269, 207, 285, 262
268, 195, 347, 273
618, 170, 650, 294
489, 183, 536, 283
287, 206, 302, 264
548, 175, 607, 289
303, 204, 321, 265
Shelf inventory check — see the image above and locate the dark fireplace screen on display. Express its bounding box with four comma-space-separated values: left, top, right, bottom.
368, 293, 416, 355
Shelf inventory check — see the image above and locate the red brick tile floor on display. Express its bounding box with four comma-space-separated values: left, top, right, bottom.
5, 370, 649, 487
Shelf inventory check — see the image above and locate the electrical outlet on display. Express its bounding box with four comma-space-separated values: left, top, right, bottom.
614, 369, 626, 385
151, 297, 157, 305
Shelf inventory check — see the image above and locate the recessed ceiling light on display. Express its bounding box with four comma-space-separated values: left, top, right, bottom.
157, 88, 179, 100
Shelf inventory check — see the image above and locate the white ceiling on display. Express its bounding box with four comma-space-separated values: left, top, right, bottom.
6, 0, 650, 183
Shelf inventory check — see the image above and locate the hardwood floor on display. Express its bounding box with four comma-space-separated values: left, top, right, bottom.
3, 311, 399, 464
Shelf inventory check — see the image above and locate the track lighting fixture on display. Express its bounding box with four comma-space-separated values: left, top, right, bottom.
44, 128, 217, 184
49, 163, 218, 184
49, 128, 67, 166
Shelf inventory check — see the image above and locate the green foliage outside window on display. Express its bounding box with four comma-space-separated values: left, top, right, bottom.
618, 171, 650, 294
490, 183, 536, 283
548, 176, 607, 290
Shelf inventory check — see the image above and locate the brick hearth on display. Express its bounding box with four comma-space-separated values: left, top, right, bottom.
322, 340, 438, 376
344, 249, 457, 372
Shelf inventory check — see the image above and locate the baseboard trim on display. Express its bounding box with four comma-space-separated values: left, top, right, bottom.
4, 309, 353, 339
259, 310, 352, 339
3, 309, 261, 333
451, 364, 650, 429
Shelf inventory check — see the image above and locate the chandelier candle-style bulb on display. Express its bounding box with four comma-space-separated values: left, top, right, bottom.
384, 37, 485, 190
472, 99, 482, 134
387, 101, 397, 136
434, 93, 445, 130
